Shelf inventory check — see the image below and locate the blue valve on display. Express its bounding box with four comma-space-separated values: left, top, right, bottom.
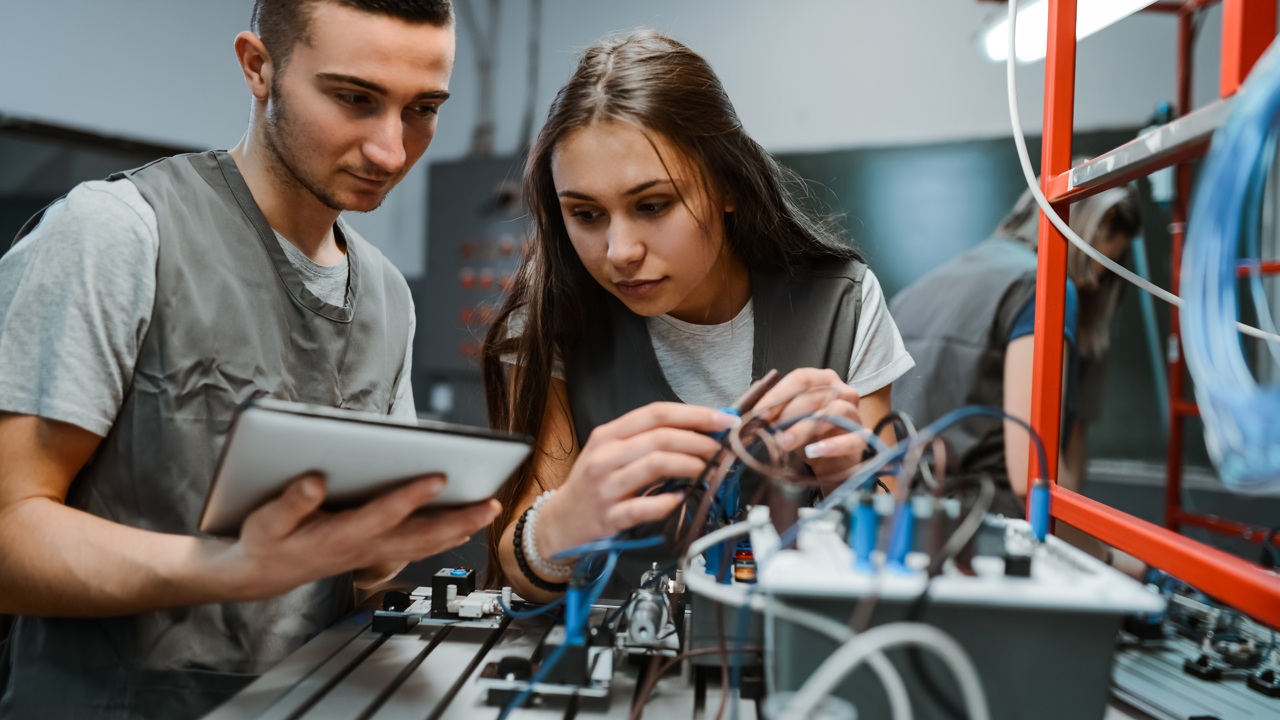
853, 496, 878, 573
1030, 478, 1051, 542
886, 504, 915, 574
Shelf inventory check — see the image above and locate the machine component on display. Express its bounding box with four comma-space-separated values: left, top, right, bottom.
382, 590, 412, 612
414, 157, 528, 427
372, 576, 506, 634
733, 540, 757, 583
431, 567, 477, 619
1183, 654, 1224, 681
476, 614, 616, 711
624, 591, 669, 646
495, 656, 532, 682
458, 591, 502, 619
614, 564, 683, 660
1113, 574, 1280, 720
537, 625, 592, 687
760, 516, 1164, 720
1249, 669, 1280, 698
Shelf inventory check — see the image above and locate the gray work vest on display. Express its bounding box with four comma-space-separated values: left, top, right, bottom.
888, 237, 1037, 514
0, 151, 412, 719
564, 258, 865, 589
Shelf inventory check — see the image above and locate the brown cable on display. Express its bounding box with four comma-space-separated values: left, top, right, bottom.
627, 644, 765, 720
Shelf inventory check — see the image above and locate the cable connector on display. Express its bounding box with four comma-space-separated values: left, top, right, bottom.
1029, 478, 1051, 543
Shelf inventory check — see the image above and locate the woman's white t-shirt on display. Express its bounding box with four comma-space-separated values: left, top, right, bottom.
514, 269, 914, 409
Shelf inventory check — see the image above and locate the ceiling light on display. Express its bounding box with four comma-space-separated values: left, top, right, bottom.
983, 0, 1159, 63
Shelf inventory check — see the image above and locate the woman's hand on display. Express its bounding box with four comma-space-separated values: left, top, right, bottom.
754, 368, 868, 494
535, 402, 735, 559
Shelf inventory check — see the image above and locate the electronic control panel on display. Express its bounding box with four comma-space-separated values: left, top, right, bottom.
411, 155, 528, 427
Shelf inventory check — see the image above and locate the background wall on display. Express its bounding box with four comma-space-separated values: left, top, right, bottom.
0, 0, 1228, 278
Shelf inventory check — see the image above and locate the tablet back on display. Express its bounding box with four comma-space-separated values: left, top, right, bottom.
199, 401, 531, 536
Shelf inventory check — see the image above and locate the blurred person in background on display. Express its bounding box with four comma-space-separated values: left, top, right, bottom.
890, 178, 1142, 572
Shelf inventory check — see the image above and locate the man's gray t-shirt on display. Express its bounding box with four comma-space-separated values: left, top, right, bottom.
273, 228, 349, 307
0, 177, 416, 438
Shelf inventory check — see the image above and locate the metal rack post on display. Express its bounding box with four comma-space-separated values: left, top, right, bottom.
1026, 0, 1280, 626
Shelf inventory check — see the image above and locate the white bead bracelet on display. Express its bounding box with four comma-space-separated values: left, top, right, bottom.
523, 490, 575, 579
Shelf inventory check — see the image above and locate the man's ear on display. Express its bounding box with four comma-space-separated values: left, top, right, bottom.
235, 31, 273, 101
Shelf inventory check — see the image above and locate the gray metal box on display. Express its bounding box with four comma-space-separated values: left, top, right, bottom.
761, 518, 1164, 720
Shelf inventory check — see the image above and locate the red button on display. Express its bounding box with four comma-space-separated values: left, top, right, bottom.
500, 273, 514, 291
459, 268, 475, 289
460, 242, 475, 258
479, 270, 494, 289
460, 308, 474, 323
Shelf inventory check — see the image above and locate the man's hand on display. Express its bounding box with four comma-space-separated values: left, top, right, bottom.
221, 474, 500, 602
754, 368, 868, 492
0, 412, 499, 616
535, 403, 734, 559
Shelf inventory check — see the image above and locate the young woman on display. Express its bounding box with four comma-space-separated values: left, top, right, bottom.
482, 30, 915, 600
891, 181, 1141, 518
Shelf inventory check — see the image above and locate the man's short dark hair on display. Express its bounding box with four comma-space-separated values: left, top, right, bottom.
251, 0, 454, 73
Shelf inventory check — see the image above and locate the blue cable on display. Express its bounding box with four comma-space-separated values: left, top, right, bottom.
771, 405, 1051, 555
551, 535, 665, 561
498, 550, 621, 720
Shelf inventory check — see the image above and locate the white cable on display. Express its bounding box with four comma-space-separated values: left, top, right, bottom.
777, 622, 991, 720
761, 596, 914, 720
682, 521, 912, 720
1004, 0, 1280, 344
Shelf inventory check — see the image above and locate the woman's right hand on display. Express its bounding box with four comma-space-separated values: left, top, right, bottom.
535, 402, 736, 559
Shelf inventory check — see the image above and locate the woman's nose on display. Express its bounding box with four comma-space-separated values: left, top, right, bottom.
606, 218, 646, 268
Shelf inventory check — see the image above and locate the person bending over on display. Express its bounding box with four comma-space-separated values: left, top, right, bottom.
481, 31, 915, 601
0, 2, 498, 717
891, 180, 1140, 569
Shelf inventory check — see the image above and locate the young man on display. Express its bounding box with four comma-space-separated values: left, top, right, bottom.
0, 1, 500, 717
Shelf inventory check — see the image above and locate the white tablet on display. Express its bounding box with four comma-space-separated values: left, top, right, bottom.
199, 398, 532, 537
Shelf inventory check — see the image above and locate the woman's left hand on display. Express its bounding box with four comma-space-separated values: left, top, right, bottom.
753, 368, 868, 493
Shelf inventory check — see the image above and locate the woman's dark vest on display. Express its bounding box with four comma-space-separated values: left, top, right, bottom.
563, 258, 865, 589
888, 238, 1037, 515
0, 151, 412, 719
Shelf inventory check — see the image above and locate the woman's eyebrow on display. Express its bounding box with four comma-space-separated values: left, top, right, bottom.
557, 179, 671, 201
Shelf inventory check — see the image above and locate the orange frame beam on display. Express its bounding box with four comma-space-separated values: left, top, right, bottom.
1029, 0, 1280, 627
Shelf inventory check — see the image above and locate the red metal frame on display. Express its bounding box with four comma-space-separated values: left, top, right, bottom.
1027, 0, 1280, 626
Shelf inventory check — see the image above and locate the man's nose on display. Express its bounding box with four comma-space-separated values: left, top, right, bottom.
363, 114, 407, 176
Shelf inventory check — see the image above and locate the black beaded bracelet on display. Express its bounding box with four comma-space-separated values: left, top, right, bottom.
513, 507, 569, 594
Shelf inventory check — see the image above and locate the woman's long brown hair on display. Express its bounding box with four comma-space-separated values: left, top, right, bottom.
480, 29, 859, 587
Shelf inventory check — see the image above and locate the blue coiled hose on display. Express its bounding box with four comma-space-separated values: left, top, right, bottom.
1183, 39, 1280, 493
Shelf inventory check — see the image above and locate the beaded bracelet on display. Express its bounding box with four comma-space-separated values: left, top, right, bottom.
513, 507, 568, 593
523, 490, 575, 579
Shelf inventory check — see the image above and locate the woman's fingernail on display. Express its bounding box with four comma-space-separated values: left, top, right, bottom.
715, 411, 739, 428
805, 441, 831, 459
300, 478, 321, 499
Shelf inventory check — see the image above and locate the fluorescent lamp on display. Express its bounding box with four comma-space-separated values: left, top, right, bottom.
983, 0, 1159, 63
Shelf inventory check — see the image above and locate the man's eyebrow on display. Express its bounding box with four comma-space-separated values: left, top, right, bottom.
557, 179, 671, 201
315, 73, 450, 102
317, 72, 387, 95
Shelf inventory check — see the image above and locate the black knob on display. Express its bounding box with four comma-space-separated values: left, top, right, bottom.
382, 590, 412, 612
497, 656, 533, 681
1003, 553, 1033, 578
